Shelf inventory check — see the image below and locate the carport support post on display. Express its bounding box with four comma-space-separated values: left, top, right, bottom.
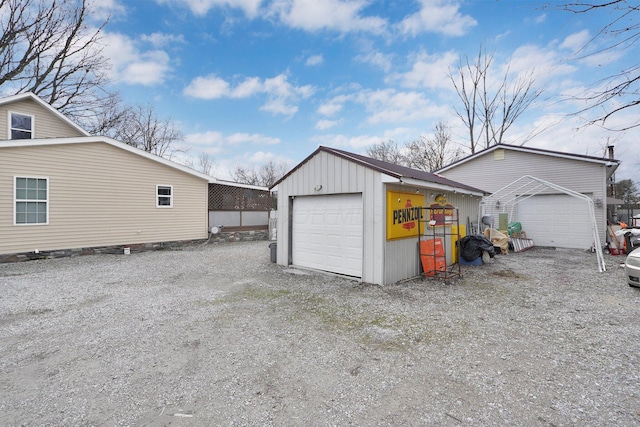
287, 196, 294, 265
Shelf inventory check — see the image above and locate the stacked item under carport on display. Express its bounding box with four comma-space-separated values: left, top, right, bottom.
506, 222, 534, 252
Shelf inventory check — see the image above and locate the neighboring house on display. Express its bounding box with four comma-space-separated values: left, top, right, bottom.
437, 143, 620, 250
0, 92, 216, 260
271, 146, 486, 286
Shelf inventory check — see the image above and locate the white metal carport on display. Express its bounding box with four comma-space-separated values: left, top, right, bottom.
479, 175, 606, 272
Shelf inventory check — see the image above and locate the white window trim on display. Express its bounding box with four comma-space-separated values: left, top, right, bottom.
156, 184, 173, 208
8, 111, 35, 140
14, 176, 49, 225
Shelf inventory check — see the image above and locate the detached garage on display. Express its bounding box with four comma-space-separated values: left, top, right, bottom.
271, 146, 486, 285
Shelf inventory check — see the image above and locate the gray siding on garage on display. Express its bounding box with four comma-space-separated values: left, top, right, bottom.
440, 148, 607, 243
382, 184, 482, 285
275, 150, 385, 285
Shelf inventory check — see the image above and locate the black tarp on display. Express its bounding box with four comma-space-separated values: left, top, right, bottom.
458, 235, 496, 261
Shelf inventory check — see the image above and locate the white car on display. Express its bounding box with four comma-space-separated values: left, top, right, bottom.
625, 247, 640, 288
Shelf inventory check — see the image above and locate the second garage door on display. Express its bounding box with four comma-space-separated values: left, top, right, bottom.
516, 193, 593, 249
292, 193, 363, 277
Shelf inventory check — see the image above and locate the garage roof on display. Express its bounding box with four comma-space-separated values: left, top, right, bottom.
272, 146, 487, 195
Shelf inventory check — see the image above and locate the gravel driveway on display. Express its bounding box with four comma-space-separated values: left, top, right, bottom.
1, 241, 639, 426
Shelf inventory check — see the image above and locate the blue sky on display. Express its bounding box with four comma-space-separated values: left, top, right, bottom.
94, 0, 639, 184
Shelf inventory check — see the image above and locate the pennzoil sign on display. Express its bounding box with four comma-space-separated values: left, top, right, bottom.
386, 190, 425, 240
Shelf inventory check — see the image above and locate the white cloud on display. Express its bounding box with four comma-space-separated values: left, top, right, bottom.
354, 50, 393, 72
317, 94, 351, 116
226, 133, 281, 145
396, 0, 477, 37
356, 89, 448, 124
246, 150, 280, 163
560, 30, 591, 54
140, 32, 186, 47
305, 54, 324, 66
212, 150, 294, 181
270, 0, 387, 34
184, 130, 225, 146
101, 32, 171, 85
311, 133, 385, 150
87, 0, 127, 21
157, 0, 262, 18
261, 98, 298, 115
185, 130, 280, 147
560, 31, 626, 67
232, 77, 263, 98
315, 119, 343, 130
508, 44, 577, 82
311, 127, 416, 151
319, 88, 448, 125
386, 50, 458, 89
183, 131, 282, 178
184, 73, 314, 116
183, 75, 231, 98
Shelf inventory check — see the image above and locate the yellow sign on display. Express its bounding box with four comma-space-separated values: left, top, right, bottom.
386, 191, 425, 240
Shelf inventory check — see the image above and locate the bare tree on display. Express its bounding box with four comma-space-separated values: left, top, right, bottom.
558, 1, 639, 130
110, 104, 186, 159
82, 92, 129, 135
365, 123, 462, 172
365, 140, 406, 165
448, 48, 488, 154
0, 0, 112, 121
448, 46, 543, 153
405, 122, 463, 172
231, 166, 259, 186
197, 152, 214, 175
231, 160, 289, 187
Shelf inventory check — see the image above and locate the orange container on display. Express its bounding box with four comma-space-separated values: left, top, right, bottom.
421, 255, 446, 276
420, 238, 444, 256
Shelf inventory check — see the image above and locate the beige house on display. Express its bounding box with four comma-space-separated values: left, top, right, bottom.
0, 93, 213, 259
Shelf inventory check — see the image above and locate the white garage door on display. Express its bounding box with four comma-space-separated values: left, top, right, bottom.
292, 194, 363, 277
517, 194, 592, 249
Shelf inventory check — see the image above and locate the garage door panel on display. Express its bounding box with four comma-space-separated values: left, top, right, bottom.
517, 194, 592, 249
292, 194, 363, 277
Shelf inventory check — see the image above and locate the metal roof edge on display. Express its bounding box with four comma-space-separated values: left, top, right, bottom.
320, 146, 403, 179
399, 177, 487, 197
213, 179, 269, 191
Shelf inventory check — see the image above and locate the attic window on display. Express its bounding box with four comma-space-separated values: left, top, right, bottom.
10, 112, 34, 139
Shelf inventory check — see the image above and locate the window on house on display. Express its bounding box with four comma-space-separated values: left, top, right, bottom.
10, 112, 34, 139
157, 185, 173, 207
15, 177, 48, 225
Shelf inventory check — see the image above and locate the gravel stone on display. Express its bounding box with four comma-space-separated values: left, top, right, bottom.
0, 241, 638, 426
